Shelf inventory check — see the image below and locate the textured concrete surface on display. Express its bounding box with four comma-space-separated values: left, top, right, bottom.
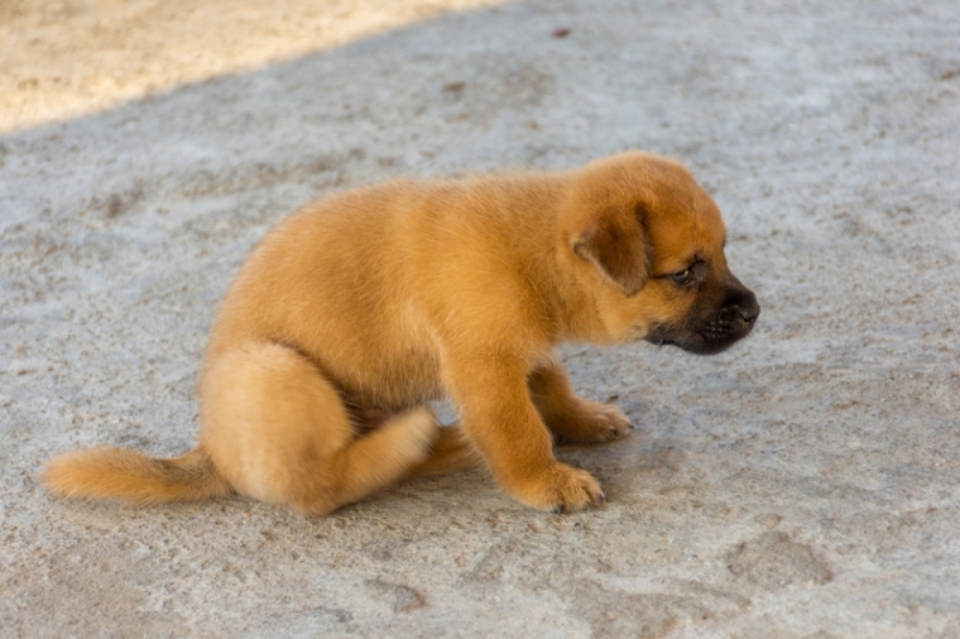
2, 1, 959, 637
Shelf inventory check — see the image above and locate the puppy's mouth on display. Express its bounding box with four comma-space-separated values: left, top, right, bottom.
644, 287, 760, 355
644, 322, 753, 355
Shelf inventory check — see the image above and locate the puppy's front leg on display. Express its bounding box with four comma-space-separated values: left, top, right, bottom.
446, 357, 604, 512
528, 354, 633, 445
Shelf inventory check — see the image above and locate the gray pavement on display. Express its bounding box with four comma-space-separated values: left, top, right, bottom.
2, 1, 959, 636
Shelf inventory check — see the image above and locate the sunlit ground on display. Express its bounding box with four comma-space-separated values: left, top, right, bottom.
0, 0, 508, 132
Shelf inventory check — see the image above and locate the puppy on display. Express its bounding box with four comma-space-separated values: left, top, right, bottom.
44, 152, 758, 515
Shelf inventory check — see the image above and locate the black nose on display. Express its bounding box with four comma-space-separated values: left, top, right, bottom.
734, 293, 760, 324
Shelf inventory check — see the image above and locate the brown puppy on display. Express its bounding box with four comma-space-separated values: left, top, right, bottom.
43, 152, 758, 515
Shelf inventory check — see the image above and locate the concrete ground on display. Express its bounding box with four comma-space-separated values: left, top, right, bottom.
2, 0, 959, 636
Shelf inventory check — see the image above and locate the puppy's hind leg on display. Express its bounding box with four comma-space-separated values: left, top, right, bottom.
320, 408, 439, 512
200, 343, 438, 516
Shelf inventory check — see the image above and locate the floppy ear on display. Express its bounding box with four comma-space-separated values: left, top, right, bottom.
571, 207, 650, 296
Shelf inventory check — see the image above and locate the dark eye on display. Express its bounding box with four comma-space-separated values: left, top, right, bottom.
671, 268, 694, 285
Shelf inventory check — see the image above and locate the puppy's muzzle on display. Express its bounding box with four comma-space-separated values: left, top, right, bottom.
645, 282, 759, 355
699, 288, 760, 349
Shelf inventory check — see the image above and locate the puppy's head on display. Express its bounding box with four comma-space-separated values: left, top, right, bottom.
558, 152, 758, 354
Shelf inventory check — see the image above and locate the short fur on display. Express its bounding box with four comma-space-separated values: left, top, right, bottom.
44, 152, 758, 515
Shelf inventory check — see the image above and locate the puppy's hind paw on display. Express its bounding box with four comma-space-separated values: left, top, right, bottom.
388, 407, 441, 464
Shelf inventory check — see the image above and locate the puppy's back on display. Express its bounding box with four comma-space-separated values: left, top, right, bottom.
202, 175, 566, 401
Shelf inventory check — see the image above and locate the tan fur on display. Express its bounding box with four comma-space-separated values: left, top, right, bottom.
42, 447, 231, 505
43, 151, 757, 515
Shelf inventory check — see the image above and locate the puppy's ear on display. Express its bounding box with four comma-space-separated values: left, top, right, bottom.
572, 207, 650, 296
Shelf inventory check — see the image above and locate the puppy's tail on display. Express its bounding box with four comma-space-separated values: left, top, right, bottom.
42, 446, 232, 506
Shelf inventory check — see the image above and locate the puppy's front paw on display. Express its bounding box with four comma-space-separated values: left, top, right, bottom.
510, 462, 604, 513
552, 401, 633, 445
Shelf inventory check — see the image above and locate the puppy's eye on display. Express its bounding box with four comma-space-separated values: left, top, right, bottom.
671, 268, 694, 285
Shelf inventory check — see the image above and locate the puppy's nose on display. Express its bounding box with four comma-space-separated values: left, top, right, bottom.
735, 295, 760, 324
